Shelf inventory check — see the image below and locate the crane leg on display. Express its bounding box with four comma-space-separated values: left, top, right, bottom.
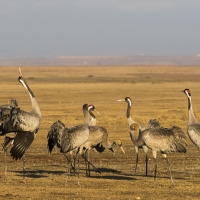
145, 154, 148, 176
87, 150, 90, 177
65, 154, 72, 184
85, 149, 90, 177
165, 157, 174, 187
143, 145, 149, 176
73, 153, 76, 176
66, 162, 70, 184
81, 154, 102, 175
153, 157, 157, 187
84, 150, 91, 177
134, 153, 139, 175
77, 154, 80, 185
22, 155, 26, 183
64, 153, 75, 175
4, 149, 7, 182
84, 150, 88, 176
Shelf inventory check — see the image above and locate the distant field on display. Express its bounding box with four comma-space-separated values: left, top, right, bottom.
0, 66, 200, 199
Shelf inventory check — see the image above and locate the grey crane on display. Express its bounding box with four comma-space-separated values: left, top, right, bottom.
47, 120, 90, 185
82, 103, 125, 177
132, 123, 187, 187
82, 103, 100, 176
182, 88, 200, 149
0, 99, 18, 179
0, 68, 41, 181
118, 97, 160, 176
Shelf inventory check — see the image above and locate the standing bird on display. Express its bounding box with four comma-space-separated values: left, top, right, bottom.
82, 103, 125, 176
0, 68, 41, 181
82, 103, 100, 175
182, 88, 200, 149
0, 99, 19, 178
47, 120, 90, 185
138, 125, 187, 187
118, 97, 160, 176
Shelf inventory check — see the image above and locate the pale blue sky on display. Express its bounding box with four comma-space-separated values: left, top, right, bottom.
0, 0, 200, 58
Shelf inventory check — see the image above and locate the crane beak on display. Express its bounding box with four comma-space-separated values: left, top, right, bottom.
120, 146, 125, 154
95, 110, 100, 115
19, 67, 23, 77
117, 99, 125, 102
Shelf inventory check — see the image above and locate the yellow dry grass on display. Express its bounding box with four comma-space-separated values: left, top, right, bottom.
0, 66, 200, 199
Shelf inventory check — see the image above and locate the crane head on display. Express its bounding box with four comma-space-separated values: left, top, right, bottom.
88, 104, 100, 115
182, 88, 191, 97
118, 97, 132, 107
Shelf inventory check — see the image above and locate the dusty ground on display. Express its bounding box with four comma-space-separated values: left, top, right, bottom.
0, 66, 200, 199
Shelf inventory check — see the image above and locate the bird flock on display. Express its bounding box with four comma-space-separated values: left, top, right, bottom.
0, 69, 199, 187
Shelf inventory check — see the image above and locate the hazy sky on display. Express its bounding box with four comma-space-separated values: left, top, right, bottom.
0, 0, 200, 58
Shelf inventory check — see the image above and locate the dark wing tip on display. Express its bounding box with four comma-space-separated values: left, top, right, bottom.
10, 132, 35, 160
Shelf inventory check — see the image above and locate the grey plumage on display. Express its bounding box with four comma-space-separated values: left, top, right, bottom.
83, 104, 91, 125
136, 124, 187, 187
61, 124, 89, 154
85, 104, 124, 154
82, 103, 99, 176
82, 103, 125, 176
118, 97, 160, 176
0, 99, 19, 148
0, 99, 18, 123
183, 88, 200, 149
0, 99, 18, 179
0, 68, 41, 160
84, 126, 124, 154
0, 68, 41, 181
47, 120, 65, 153
47, 120, 89, 154
47, 120, 90, 184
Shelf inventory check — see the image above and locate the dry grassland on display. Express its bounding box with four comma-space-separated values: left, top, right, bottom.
0, 66, 200, 199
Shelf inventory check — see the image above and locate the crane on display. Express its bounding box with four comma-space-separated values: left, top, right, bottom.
82, 103, 125, 176
47, 120, 90, 185
182, 88, 200, 149
132, 123, 187, 186
0, 68, 41, 182
118, 97, 160, 176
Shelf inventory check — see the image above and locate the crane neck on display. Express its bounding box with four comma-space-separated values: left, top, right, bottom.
126, 102, 131, 118
83, 110, 90, 125
89, 110, 96, 119
187, 96, 198, 125
30, 96, 41, 117
21, 77, 41, 117
88, 110, 96, 126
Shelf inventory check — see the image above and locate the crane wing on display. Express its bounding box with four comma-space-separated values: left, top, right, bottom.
2, 132, 16, 150
10, 131, 35, 160
61, 124, 89, 153
0, 107, 41, 134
